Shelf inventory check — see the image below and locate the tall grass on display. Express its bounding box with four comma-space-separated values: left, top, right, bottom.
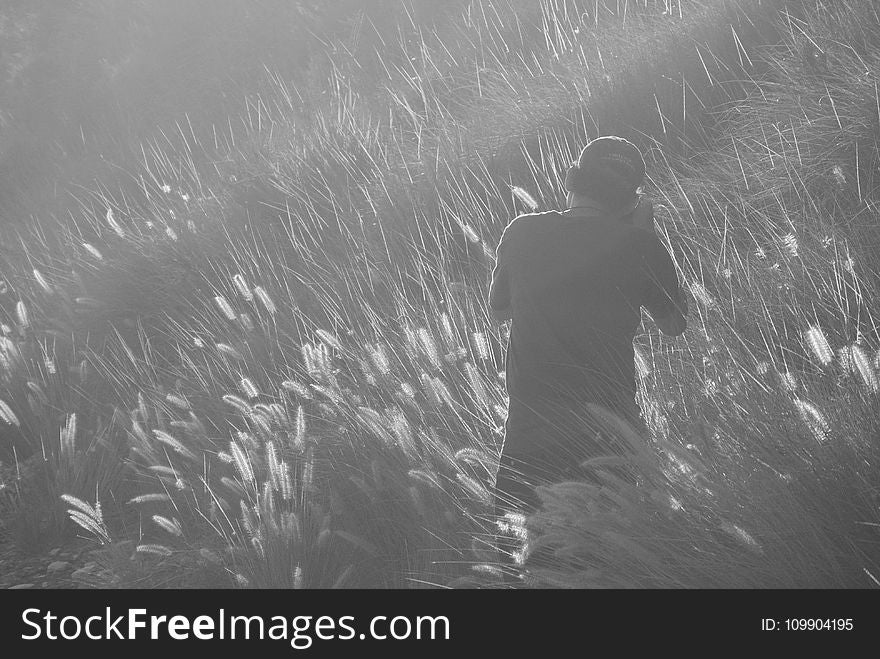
1, 0, 879, 587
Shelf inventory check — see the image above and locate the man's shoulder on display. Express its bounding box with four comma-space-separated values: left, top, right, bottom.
502, 210, 563, 236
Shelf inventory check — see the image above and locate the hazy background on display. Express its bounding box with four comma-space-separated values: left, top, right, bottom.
0, 0, 461, 222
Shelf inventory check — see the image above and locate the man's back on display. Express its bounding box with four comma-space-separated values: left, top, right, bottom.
490, 207, 681, 457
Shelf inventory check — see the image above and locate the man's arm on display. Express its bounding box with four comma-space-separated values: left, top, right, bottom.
489, 259, 512, 323
488, 224, 514, 324
641, 232, 687, 337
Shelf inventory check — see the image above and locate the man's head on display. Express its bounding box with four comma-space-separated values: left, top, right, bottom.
564, 136, 645, 211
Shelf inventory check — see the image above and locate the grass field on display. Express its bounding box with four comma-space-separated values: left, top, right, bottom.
1, 0, 880, 588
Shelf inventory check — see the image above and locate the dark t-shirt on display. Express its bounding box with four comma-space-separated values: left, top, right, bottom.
490, 207, 682, 457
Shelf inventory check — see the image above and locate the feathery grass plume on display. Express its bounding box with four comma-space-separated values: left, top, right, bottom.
42, 346, 56, 374
214, 295, 237, 321
357, 358, 377, 386
461, 224, 480, 244
27, 380, 48, 405
301, 343, 319, 376
61, 493, 100, 520
369, 344, 391, 376
67, 510, 112, 544
689, 282, 716, 309
311, 384, 342, 406
152, 515, 183, 537
496, 511, 528, 539
128, 493, 171, 505
136, 544, 173, 557
454, 447, 493, 474
472, 564, 505, 579
240, 377, 260, 400
0, 400, 19, 426
261, 481, 276, 522
264, 441, 282, 490
440, 313, 456, 347
253, 286, 277, 315
848, 344, 878, 393
229, 440, 255, 485
780, 233, 799, 258
511, 185, 539, 210
130, 416, 151, 444
238, 312, 255, 332
398, 380, 417, 404
403, 326, 420, 358
471, 332, 489, 360
15, 301, 29, 329
267, 403, 288, 427
779, 371, 798, 392
456, 473, 492, 506
233, 273, 253, 301
216, 343, 245, 361
0, 335, 18, 361
432, 375, 456, 408
106, 207, 125, 237
83, 243, 104, 260
62, 494, 110, 544
388, 406, 418, 460
136, 392, 150, 423
293, 405, 306, 449
166, 393, 190, 410
60, 413, 77, 457
146, 466, 179, 476
165, 226, 178, 241
315, 329, 342, 351
223, 394, 253, 417
837, 346, 853, 373
720, 521, 763, 554
407, 469, 443, 492
420, 373, 441, 407
793, 399, 831, 443
464, 361, 489, 409
33, 268, 52, 293
356, 406, 393, 445
281, 380, 311, 399
282, 462, 296, 502
804, 325, 833, 365
634, 344, 651, 378
236, 431, 258, 452
417, 327, 441, 369
153, 429, 199, 461
302, 449, 314, 493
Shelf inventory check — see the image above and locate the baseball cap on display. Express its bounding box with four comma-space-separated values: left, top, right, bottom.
571, 136, 646, 191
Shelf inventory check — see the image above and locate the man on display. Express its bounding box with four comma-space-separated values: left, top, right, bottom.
490, 136, 688, 520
